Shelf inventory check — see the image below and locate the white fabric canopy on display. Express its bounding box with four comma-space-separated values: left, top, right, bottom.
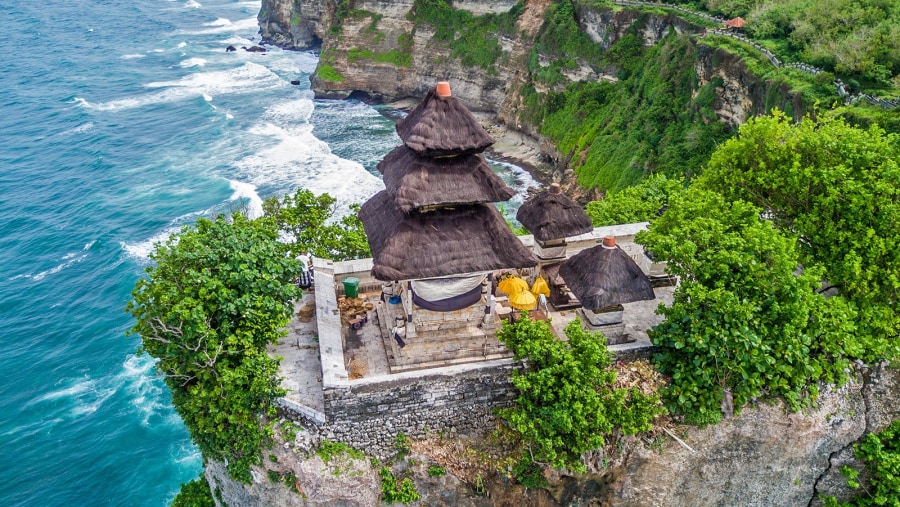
410, 274, 487, 302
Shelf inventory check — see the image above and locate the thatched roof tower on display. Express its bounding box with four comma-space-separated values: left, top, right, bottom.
377, 146, 514, 212
359, 82, 536, 281
558, 236, 654, 310
516, 183, 593, 242
360, 191, 537, 280
395, 84, 494, 157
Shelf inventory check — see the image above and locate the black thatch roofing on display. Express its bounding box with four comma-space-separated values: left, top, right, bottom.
395, 87, 494, 157
378, 146, 516, 212
558, 242, 654, 310
359, 190, 537, 280
516, 184, 593, 241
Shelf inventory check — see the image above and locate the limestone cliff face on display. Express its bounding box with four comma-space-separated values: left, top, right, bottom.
693, 44, 804, 127
258, 0, 805, 171
259, 0, 332, 49
207, 364, 900, 506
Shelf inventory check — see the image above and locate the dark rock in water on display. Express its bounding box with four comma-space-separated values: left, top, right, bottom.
290, 80, 301, 85
243, 45, 267, 53
225, 45, 236, 52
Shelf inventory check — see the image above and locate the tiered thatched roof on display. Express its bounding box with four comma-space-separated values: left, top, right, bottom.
378, 146, 515, 212
516, 183, 593, 242
360, 190, 537, 280
396, 87, 495, 157
559, 236, 654, 310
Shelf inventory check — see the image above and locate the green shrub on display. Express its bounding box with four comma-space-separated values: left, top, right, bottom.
497, 318, 664, 472
585, 174, 685, 226
825, 420, 900, 506
639, 187, 856, 425
316, 64, 345, 83
171, 474, 215, 507
379, 467, 421, 504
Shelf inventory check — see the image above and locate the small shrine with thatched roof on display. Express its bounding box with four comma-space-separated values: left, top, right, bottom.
559, 235, 655, 343
516, 182, 593, 260
358, 82, 537, 365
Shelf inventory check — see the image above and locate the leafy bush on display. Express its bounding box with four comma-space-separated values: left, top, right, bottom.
497, 318, 664, 471
171, 474, 215, 507
261, 189, 370, 261
379, 466, 421, 504
699, 111, 900, 362
585, 174, 685, 226
128, 213, 300, 482
316, 64, 345, 83
825, 420, 900, 506
639, 187, 856, 425
427, 465, 446, 477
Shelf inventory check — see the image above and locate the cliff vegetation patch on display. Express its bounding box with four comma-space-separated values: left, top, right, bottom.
407, 0, 524, 70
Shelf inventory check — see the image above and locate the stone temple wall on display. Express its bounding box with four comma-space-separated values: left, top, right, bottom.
281, 359, 519, 459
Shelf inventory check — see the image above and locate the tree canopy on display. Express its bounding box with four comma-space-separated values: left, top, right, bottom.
698, 111, 900, 360
585, 174, 685, 226
497, 318, 663, 472
639, 187, 857, 425
261, 188, 370, 261
127, 213, 301, 481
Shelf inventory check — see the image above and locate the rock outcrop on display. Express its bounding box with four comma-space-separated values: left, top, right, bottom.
208, 364, 900, 506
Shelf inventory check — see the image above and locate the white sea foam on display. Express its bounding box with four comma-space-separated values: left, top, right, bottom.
76, 62, 284, 112
121, 229, 176, 263
179, 57, 206, 68
58, 122, 95, 136
176, 41, 188, 48
191, 16, 259, 35
120, 354, 175, 427
203, 93, 213, 102
228, 180, 264, 219
121, 53, 146, 60
17, 242, 93, 281
29, 376, 115, 418
185, 0, 202, 8
234, 117, 384, 213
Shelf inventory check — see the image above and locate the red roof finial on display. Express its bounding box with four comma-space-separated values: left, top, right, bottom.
602, 235, 616, 248
436, 81, 451, 97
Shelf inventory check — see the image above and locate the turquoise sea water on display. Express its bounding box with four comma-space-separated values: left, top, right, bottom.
0, 1, 535, 505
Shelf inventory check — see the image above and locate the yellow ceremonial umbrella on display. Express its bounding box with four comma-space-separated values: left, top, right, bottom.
497, 275, 529, 297
509, 289, 537, 310
531, 276, 550, 298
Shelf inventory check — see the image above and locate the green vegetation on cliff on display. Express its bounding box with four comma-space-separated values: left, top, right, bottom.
674, 0, 900, 89
633, 112, 899, 425
128, 191, 369, 484
523, 24, 732, 191
639, 187, 856, 425
698, 111, 900, 361
127, 213, 300, 482
497, 318, 663, 471
407, 0, 524, 70
828, 419, 900, 506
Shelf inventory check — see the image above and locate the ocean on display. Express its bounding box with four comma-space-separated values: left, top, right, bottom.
0, 1, 535, 505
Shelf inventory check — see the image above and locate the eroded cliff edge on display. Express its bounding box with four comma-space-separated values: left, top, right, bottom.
207, 363, 900, 506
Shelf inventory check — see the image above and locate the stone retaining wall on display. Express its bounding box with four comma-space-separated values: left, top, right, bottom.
282, 360, 520, 459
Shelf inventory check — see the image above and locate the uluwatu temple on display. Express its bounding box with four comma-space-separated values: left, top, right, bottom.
272, 82, 675, 451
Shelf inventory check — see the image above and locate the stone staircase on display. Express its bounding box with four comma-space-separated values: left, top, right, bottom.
376, 300, 512, 373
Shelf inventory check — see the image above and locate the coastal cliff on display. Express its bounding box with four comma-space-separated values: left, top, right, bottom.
259, 0, 806, 189
207, 363, 900, 506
